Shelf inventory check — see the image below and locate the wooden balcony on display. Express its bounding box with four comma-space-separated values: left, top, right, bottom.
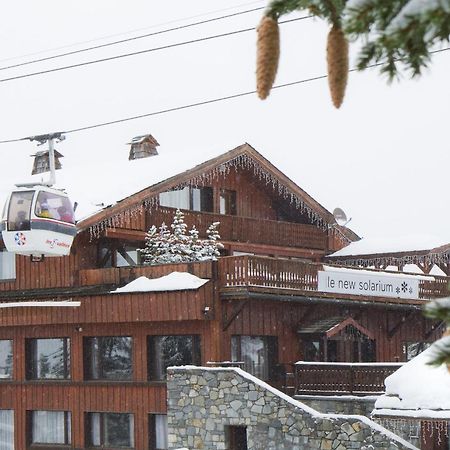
218, 255, 450, 301
294, 362, 403, 395
150, 207, 328, 250
77, 255, 449, 303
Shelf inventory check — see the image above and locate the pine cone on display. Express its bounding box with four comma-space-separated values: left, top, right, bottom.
326, 24, 349, 109
256, 16, 280, 100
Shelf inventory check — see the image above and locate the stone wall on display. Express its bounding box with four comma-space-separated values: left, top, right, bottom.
296, 395, 377, 417
167, 366, 418, 450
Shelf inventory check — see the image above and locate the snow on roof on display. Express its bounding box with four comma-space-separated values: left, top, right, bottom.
170, 365, 418, 450
0, 143, 230, 223
323, 265, 435, 281
374, 336, 450, 418
111, 272, 209, 293
329, 235, 449, 258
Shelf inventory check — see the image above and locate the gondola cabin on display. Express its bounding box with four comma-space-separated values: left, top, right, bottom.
1, 185, 76, 258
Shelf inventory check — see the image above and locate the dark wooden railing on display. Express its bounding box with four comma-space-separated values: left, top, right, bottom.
150, 207, 328, 250
78, 255, 449, 301
219, 255, 319, 291
218, 255, 449, 300
294, 362, 403, 395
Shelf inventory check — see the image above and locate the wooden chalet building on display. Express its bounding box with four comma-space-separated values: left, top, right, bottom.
0, 142, 447, 449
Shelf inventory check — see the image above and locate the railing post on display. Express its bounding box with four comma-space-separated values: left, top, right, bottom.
349, 365, 355, 394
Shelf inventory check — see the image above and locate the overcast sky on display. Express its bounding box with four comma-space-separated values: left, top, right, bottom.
0, 1, 449, 243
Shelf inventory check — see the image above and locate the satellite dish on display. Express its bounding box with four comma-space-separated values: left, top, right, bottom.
333, 207, 350, 227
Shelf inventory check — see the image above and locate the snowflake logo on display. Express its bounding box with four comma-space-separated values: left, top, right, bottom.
14, 232, 26, 246
409, 287, 413, 294
396, 286, 400, 294
401, 282, 408, 293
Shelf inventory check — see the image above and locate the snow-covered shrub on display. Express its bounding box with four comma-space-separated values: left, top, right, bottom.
140, 209, 224, 265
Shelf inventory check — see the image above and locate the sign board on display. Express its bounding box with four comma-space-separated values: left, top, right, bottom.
318, 269, 420, 299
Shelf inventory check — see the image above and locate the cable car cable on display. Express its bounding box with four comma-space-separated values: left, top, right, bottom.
0, 0, 265, 64
0, 46, 448, 145
0, 16, 310, 85
0, 5, 266, 72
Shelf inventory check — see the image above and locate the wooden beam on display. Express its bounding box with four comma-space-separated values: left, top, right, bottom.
424, 320, 445, 340
388, 311, 414, 339
105, 228, 147, 240
222, 299, 249, 331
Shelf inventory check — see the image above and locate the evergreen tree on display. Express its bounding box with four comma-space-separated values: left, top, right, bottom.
141, 209, 223, 265
425, 298, 450, 370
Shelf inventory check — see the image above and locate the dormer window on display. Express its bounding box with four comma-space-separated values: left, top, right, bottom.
159, 186, 213, 212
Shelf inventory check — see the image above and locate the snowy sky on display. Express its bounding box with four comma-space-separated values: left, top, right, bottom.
0, 1, 449, 243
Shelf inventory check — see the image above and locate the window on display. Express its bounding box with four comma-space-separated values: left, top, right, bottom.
0, 340, 13, 379
0, 410, 14, 450
98, 242, 141, 268
7, 191, 33, 231
231, 336, 277, 381
149, 414, 168, 450
219, 189, 237, 215
86, 412, 134, 448
35, 191, 74, 223
84, 337, 132, 380
159, 187, 213, 212
148, 335, 201, 381
403, 341, 431, 361
29, 410, 71, 445
26, 338, 70, 380
116, 245, 140, 267
0, 251, 15, 281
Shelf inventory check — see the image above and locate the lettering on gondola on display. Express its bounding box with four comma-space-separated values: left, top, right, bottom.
318, 269, 420, 299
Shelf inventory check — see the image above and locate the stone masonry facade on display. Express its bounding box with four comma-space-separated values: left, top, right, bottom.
167, 367, 417, 450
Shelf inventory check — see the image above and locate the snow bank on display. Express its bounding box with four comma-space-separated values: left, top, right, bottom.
111, 272, 209, 293
375, 336, 450, 416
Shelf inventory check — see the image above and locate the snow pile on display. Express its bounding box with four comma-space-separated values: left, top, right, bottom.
111, 272, 209, 293
329, 235, 449, 257
375, 336, 450, 418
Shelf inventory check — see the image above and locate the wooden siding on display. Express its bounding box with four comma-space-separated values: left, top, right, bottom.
221, 297, 443, 365
0, 284, 214, 326
0, 320, 220, 449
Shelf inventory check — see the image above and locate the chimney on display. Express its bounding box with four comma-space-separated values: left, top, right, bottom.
127, 134, 160, 160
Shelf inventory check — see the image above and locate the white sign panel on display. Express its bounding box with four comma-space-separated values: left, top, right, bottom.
318, 270, 419, 299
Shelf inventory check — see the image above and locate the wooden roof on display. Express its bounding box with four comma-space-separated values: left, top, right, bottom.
77, 143, 352, 235
298, 316, 375, 339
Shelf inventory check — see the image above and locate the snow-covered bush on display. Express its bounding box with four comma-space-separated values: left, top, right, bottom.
140, 209, 224, 265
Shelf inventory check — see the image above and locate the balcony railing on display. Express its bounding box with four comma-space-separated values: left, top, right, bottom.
294, 362, 403, 395
218, 255, 450, 300
78, 255, 449, 301
150, 207, 328, 250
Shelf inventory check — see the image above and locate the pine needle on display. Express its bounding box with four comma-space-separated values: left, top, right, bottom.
256, 16, 280, 100
326, 24, 349, 109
